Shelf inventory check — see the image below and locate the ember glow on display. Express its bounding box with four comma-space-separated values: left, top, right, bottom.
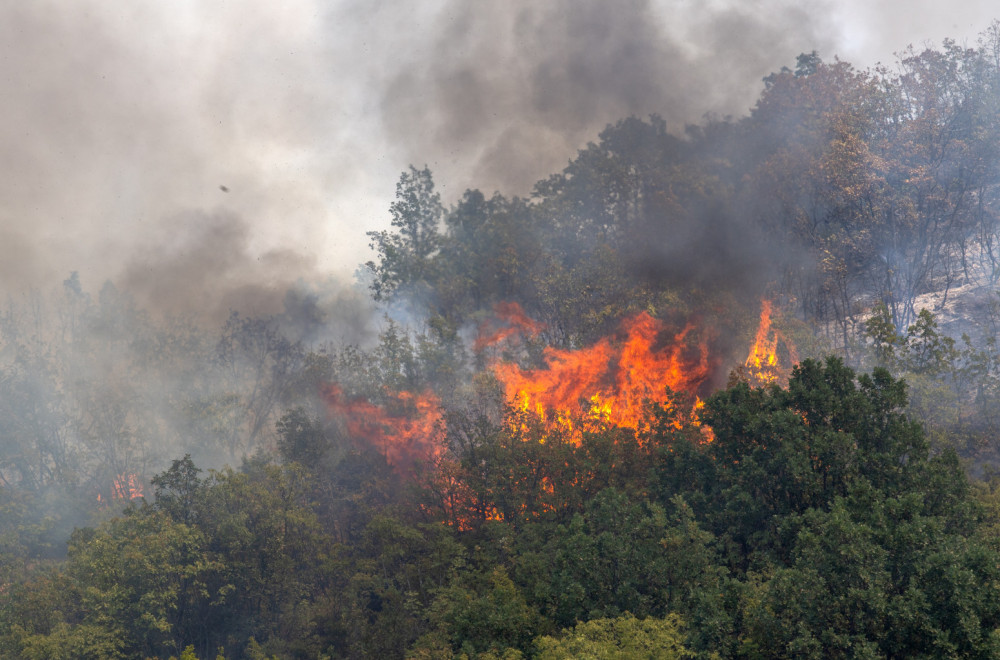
492, 312, 714, 441
474, 301, 544, 351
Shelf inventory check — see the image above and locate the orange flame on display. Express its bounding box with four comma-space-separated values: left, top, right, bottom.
320, 304, 791, 483
323, 385, 445, 471
744, 300, 798, 386
97, 473, 144, 503
474, 301, 543, 351
491, 312, 714, 441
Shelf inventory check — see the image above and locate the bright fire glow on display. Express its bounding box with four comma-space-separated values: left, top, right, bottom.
744, 299, 798, 386
492, 312, 714, 441
321, 303, 794, 473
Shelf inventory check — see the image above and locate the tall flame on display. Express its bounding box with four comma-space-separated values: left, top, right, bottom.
491, 312, 713, 441
744, 300, 798, 386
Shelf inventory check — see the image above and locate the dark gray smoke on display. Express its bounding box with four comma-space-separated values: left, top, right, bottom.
0, 1, 361, 313
0, 0, 996, 317
120, 210, 316, 322
366, 0, 839, 194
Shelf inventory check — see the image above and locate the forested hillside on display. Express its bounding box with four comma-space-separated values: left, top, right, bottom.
6, 26, 1000, 659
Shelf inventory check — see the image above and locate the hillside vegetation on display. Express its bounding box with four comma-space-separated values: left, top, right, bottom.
6, 26, 1000, 659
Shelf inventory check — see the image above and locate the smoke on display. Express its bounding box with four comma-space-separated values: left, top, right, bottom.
364, 0, 840, 194
0, 0, 997, 320
828, 1, 999, 62
1, 0, 998, 554
119, 210, 315, 322
0, 1, 368, 313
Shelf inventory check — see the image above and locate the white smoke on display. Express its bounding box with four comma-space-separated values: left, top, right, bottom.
0, 0, 995, 316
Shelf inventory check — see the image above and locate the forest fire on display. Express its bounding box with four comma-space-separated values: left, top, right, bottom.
323, 302, 794, 466
744, 300, 798, 386
97, 473, 144, 503
322, 385, 445, 470
491, 312, 714, 441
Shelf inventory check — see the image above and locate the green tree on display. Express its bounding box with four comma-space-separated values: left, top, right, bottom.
739, 478, 1000, 658
862, 302, 904, 370
418, 568, 541, 658
434, 190, 541, 325
151, 454, 203, 525
534, 613, 692, 660
333, 514, 463, 659
659, 356, 1000, 656
512, 488, 721, 631
366, 166, 444, 301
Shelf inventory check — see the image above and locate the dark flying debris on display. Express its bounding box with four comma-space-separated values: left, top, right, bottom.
219, 185, 229, 192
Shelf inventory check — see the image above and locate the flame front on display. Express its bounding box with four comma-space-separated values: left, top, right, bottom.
492, 312, 713, 440
321, 304, 792, 474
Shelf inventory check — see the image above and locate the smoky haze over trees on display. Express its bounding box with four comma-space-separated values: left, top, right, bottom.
10, 9, 1000, 660
369, 31, 1000, 343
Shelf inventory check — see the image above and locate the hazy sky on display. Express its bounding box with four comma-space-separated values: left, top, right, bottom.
1, 1, 997, 318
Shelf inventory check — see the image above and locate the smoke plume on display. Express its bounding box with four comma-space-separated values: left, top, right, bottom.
369, 0, 838, 193
0, 0, 996, 318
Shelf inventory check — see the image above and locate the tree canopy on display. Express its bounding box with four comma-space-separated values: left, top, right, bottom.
8, 27, 1000, 659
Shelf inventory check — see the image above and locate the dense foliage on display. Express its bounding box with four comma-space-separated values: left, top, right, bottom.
4, 359, 1000, 658
7, 26, 1000, 659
